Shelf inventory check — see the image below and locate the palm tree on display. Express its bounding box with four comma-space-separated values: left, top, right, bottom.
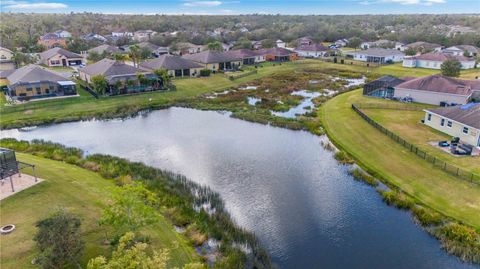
128, 45, 141, 67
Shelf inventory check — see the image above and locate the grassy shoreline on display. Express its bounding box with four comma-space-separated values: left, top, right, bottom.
0, 139, 273, 268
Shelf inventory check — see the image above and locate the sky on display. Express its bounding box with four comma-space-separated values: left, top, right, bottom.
0, 0, 478, 15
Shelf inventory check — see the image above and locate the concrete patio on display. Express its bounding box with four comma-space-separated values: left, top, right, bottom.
0, 174, 43, 200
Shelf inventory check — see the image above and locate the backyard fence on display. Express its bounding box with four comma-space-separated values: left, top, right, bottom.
351, 103, 480, 185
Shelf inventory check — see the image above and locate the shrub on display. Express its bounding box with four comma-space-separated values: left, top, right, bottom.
200, 69, 211, 77
378, 190, 414, 210
411, 207, 443, 226
348, 168, 378, 187
334, 151, 354, 165
435, 223, 480, 263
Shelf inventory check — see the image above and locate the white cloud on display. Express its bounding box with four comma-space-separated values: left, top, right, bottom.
3, 1, 68, 9
183, 1, 222, 7
359, 0, 445, 5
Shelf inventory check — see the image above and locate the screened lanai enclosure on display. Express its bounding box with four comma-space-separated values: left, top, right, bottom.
363, 75, 406, 98
0, 148, 37, 194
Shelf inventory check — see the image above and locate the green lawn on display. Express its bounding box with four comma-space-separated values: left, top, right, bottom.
0, 153, 198, 269
363, 108, 480, 174
321, 90, 480, 229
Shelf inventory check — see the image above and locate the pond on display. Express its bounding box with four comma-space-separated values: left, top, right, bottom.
2, 107, 477, 269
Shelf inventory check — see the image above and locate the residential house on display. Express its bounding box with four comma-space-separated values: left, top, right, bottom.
393, 75, 478, 105
0, 47, 15, 71
175, 42, 205, 55
133, 30, 157, 42
182, 50, 242, 72
294, 43, 330, 58
353, 48, 405, 63
251, 41, 263, 50
78, 58, 158, 94
225, 49, 266, 65
121, 42, 169, 57
257, 47, 298, 62
82, 33, 107, 43
360, 40, 394, 50
424, 103, 480, 147
38, 33, 67, 49
54, 30, 72, 39
276, 40, 286, 48
298, 37, 314, 46
443, 45, 478, 57
402, 53, 475, 70
111, 28, 133, 38
139, 55, 203, 77
400, 41, 443, 53
395, 42, 405, 50
239, 27, 249, 33
39, 47, 84, 67
335, 39, 349, 48
88, 44, 122, 56
221, 43, 233, 52
5, 64, 77, 100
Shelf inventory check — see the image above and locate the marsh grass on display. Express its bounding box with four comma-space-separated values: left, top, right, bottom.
0, 138, 273, 268
348, 168, 378, 187
334, 151, 355, 165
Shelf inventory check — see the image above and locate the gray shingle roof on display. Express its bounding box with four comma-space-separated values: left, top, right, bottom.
88, 44, 122, 55
426, 103, 480, 129
6, 64, 70, 85
182, 50, 240, 64
40, 47, 82, 60
79, 59, 149, 83
139, 55, 202, 71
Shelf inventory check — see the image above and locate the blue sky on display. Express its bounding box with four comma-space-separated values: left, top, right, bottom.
0, 0, 478, 14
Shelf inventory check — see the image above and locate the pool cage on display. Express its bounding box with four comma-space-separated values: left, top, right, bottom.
363, 76, 405, 99
0, 148, 36, 192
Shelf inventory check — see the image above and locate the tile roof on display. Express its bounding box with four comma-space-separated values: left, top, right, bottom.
405, 41, 442, 50
396, 75, 475, 96
6, 64, 70, 85
139, 55, 202, 70
40, 47, 83, 60
411, 52, 472, 62
426, 103, 480, 129
182, 50, 241, 64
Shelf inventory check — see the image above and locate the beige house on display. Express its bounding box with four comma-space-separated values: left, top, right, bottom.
5, 64, 77, 100
0, 47, 15, 71
424, 103, 480, 147
182, 50, 242, 72
39, 47, 84, 67
394, 75, 476, 105
139, 55, 203, 78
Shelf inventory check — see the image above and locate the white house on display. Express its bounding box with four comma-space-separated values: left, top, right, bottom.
424, 103, 480, 147
133, 30, 157, 42
360, 40, 394, 50
400, 41, 443, 52
395, 42, 405, 50
402, 53, 476, 70
353, 48, 404, 63
112, 28, 134, 38
443, 45, 478, 57
276, 40, 286, 48
0, 46, 15, 71
54, 30, 72, 38
335, 39, 349, 47
393, 75, 477, 106
294, 43, 330, 58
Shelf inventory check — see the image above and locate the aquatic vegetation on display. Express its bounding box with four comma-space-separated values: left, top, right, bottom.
334, 150, 354, 165
348, 168, 378, 187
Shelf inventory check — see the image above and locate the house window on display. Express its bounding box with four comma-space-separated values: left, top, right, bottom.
447, 121, 452, 127
440, 119, 445, 126
463, 127, 469, 134
26, 87, 33, 92
36, 87, 41, 95
427, 113, 432, 121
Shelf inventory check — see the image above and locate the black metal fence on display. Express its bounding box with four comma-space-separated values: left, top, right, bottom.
227, 69, 258, 81
351, 103, 480, 185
